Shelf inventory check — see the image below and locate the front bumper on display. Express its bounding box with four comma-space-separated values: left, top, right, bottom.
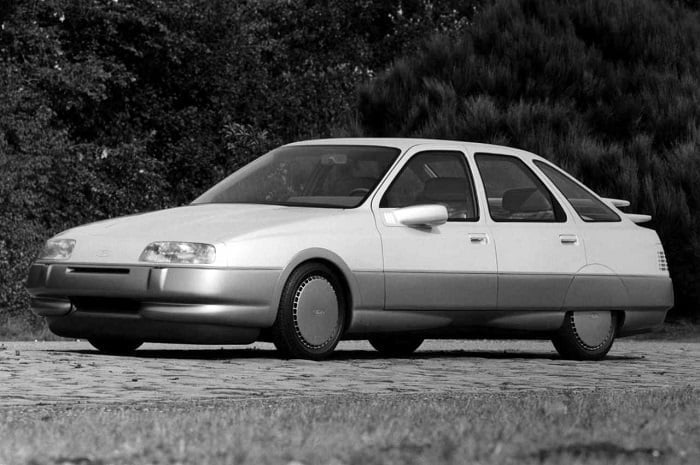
27, 263, 282, 343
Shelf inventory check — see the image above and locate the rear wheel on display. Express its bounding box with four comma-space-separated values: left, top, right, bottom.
271, 262, 346, 360
369, 335, 424, 356
552, 311, 617, 360
89, 338, 142, 355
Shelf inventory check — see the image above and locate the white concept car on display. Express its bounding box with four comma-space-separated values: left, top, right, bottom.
27, 139, 673, 360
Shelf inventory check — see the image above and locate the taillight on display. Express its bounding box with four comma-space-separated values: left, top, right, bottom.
657, 247, 669, 273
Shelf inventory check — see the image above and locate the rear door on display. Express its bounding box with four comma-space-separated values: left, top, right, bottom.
372, 146, 497, 311
473, 152, 587, 310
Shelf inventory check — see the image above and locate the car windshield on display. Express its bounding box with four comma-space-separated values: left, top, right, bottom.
193, 145, 401, 208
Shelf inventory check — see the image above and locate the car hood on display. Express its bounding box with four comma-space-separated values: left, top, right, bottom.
58, 204, 345, 264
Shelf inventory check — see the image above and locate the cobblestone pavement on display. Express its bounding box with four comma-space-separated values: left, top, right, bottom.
1, 339, 698, 406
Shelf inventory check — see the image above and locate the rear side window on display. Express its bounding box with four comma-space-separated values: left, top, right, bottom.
535, 161, 620, 222
475, 154, 566, 222
380, 151, 478, 222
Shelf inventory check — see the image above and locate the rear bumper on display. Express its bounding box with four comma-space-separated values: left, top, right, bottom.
27, 263, 282, 342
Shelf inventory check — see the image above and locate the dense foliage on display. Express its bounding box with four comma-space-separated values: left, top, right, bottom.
0, 0, 479, 331
356, 0, 700, 318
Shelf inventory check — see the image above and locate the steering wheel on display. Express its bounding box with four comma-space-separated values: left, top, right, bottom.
349, 187, 370, 196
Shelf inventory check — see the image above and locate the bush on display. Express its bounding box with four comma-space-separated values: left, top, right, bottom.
355, 0, 700, 318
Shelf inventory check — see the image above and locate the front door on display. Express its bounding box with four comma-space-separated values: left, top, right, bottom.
373, 148, 497, 311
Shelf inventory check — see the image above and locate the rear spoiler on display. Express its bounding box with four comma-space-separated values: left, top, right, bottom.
602, 198, 651, 223
625, 214, 652, 224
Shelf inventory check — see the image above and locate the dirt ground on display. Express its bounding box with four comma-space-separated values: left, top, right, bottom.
1, 339, 698, 407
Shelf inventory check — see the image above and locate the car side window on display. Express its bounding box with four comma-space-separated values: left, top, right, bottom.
380, 151, 478, 222
534, 161, 621, 222
475, 154, 566, 222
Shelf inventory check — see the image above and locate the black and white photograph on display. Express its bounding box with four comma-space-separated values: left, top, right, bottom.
1, 0, 699, 463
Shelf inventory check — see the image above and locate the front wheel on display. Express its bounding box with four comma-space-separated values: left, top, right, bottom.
271, 262, 346, 360
552, 311, 618, 361
89, 338, 142, 355
369, 335, 424, 356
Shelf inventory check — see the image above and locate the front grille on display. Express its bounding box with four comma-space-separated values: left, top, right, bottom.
71, 297, 140, 313
67, 267, 130, 275
657, 249, 669, 272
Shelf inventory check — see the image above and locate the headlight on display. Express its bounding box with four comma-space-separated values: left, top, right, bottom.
139, 242, 216, 264
39, 239, 76, 260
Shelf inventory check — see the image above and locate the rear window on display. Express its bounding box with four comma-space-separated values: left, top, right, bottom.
535, 161, 620, 222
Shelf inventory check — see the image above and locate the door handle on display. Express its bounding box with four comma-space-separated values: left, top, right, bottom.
469, 233, 489, 244
559, 234, 579, 244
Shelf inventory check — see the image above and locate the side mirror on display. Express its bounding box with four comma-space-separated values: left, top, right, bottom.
392, 204, 448, 227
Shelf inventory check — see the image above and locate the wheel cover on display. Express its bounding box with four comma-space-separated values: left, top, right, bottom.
571, 311, 612, 349
293, 275, 340, 348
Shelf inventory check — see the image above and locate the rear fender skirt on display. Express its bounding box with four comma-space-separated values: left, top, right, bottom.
563, 265, 629, 310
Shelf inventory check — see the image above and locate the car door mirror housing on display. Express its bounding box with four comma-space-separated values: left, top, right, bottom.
393, 204, 449, 227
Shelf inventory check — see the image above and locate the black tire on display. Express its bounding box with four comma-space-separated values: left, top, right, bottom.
88, 338, 142, 355
552, 311, 618, 361
271, 262, 346, 360
368, 335, 424, 356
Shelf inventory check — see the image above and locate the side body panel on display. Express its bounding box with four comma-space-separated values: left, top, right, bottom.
571, 223, 673, 334
489, 223, 586, 309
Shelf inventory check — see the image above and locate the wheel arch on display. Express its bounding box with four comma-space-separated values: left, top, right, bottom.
272, 248, 359, 329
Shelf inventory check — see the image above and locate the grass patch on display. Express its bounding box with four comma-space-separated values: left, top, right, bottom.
1, 388, 698, 464
0, 315, 66, 342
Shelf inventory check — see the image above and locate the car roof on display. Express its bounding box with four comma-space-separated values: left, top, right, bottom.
284, 138, 547, 163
